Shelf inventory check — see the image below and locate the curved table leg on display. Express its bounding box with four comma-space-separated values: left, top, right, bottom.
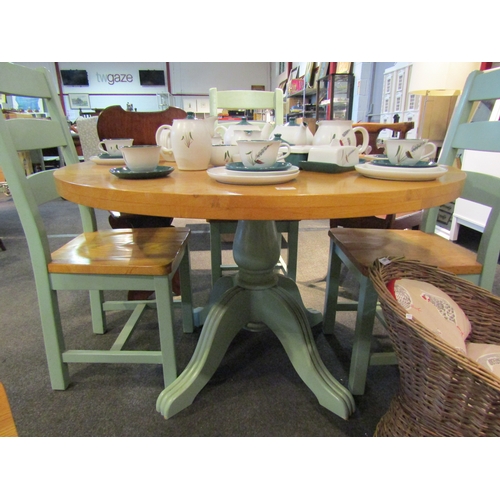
157, 220, 355, 420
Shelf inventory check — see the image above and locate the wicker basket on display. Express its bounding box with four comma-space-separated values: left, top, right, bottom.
368, 257, 500, 437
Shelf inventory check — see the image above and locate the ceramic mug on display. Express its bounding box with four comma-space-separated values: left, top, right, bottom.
308, 145, 359, 166
121, 145, 161, 172
98, 138, 133, 157
237, 140, 291, 168
210, 144, 239, 166
385, 139, 437, 166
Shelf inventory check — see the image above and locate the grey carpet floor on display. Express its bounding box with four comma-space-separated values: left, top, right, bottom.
1, 194, 497, 437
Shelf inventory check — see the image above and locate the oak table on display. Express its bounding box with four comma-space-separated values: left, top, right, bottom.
54, 161, 466, 420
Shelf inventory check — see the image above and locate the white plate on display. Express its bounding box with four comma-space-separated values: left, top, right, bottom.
90, 155, 126, 166
355, 163, 448, 181
207, 166, 299, 185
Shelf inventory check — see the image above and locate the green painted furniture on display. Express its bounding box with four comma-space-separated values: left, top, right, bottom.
208, 87, 299, 285
0, 62, 194, 390
324, 67, 500, 395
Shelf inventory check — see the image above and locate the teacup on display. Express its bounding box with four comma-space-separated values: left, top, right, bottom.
237, 140, 291, 168
308, 145, 359, 166
98, 138, 133, 157
121, 145, 161, 172
385, 139, 437, 166
210, 144, 239, 166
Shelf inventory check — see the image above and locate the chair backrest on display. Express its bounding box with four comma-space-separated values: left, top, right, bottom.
97, 105, 187, 145
421, 68, 500, 231
452, 171, 500, 290
0, 62, 90, 275
209, 88, 284, 125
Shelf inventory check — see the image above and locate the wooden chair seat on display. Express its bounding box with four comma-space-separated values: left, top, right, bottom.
0, 383, 17, 437
49, 227, 189, 276
330, 227, 483, 277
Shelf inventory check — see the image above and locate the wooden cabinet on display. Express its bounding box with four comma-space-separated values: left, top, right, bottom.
316, 73, 354, 122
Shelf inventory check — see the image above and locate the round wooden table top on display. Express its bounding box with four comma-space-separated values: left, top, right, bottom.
53, 161, 467, 221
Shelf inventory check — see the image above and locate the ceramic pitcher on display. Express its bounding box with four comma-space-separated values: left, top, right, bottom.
312, 120, 369, 153
156, 124, 175, 161
161, 112, 212, 170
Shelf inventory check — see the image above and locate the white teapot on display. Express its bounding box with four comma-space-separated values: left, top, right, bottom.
312, 120, 369, 153
272, 116, 313, 145
219, 117, 273, 145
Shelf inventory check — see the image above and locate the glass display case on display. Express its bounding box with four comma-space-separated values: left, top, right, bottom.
316, 73, 354, 121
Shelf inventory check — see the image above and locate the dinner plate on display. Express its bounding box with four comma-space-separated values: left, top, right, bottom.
371, 159, 438, 168
225, 161, 293, 172
207, 166, 299, 185
90, 155, 125, 166
299, 161, 356, 173
355, 163, 448, 181
109, 166, 174, 179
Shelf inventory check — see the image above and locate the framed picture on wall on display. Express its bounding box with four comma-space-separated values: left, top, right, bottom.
336, 62, 352, 74
68, 93, 91, 109
304, 62, 316, 88
317, 62, 330, 80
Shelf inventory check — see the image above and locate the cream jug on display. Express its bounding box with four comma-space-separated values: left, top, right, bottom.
161, 112, 212, 170
313, 120, 369, 153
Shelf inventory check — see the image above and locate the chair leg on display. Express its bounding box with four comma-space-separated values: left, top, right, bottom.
0, 238, 6, 251
323, 240, 343, 335
348, 275, 379, 395
154, 275, 177, 387
285, 221, 299, 281
178, 246, 194, 333
36, 282, 71, 390
89, 290, 106, 334
209, 222, 223, 287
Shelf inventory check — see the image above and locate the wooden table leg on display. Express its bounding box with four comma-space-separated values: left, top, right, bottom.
156, 221, 355, 420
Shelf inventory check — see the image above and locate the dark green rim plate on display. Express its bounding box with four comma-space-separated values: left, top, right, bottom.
109, 166, 174, 179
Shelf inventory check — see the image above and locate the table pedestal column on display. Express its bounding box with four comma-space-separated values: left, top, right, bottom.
157, 221, 355, 420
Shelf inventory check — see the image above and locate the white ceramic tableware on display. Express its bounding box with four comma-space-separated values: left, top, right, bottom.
155, 125, 175, 161
161, 112, 212, 170
237, 140, 291, 168
121, 145, 161, 172
385, 139, 437, 166
219, 118, 273, 145
272, 116, 314, 145
210, 144, 239, 166
312, 120, 369, 154
308, 145, 359, 166
98, 138, 134, 157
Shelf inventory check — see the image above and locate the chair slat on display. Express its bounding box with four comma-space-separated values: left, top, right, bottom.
0, 63, 52, 99
5, 118, 71, 152
451, 121, 500, 153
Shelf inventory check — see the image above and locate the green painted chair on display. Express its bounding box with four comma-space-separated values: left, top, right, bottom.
0, 62, 194, 390
208, 87, 299, 285
323, 67, 500, 395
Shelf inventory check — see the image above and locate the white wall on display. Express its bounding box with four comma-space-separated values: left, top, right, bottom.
13, 61, 273, 122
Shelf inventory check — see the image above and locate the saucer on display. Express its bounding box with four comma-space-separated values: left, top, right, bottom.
207, 166, 299, 185
372, 159, 439, 168
109, 166, 174, 179
90, 155, 125, 165
355, 163, 447, 181
226, 161, 293, 172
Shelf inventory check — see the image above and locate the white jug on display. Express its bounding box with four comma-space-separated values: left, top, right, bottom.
156, 124, 174, 161
313, 120, 369, 153
161, 112, 212, 170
